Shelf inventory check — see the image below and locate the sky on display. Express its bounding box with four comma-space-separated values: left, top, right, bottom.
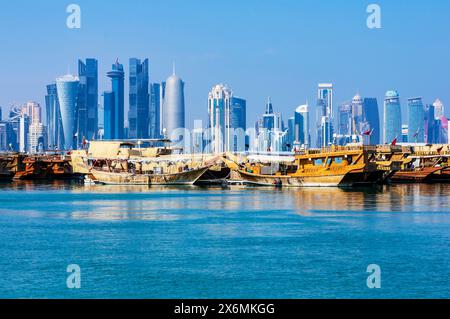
0, 0, 449, 129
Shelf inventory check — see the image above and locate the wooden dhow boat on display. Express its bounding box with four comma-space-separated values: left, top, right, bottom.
71, 140, 213, 186
390, 145, 450, 183
224, 146, 385, 187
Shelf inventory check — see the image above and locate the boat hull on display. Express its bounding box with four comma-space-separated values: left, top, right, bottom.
196, 167, 231, 185
91, 166, 209, 185
232, 169, 364, 187
390, 166, 444, 183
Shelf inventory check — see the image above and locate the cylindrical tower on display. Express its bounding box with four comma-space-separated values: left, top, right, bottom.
56, 74, 79, 150
162, 72, 185, 141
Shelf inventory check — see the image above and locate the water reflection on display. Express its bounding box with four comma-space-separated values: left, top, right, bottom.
1, 181, 450, 222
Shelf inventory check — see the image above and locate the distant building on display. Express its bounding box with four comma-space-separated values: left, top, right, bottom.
208, 84, 246, 153
103, 91, 115, 140
128, 58, 149, 139
106, 60, 125, 139
78, 58, 98, 142
384, 90, 402, 144
6, 106, 21, 151
162, 68, 185, 145
316, 98, 333, 147
56, 74, 80, 150
318, 83, 334, 118
442, 117, 450, 144
319, 116, 333, 147
253, 97, 286, 153
0, 122, 14, 151
28, 123, 47, 154
45, 84, 64, 150
425, 104, 436, 144
19, 115, 29, 153
363, 98, 380, 145
433, 99, 444, 120
407, 97, 425, 143
191, 120, 204, 154
149, 83, 163, 139
23, 102, 41, 124
287, 117, 295, 149
401, 124, 408, 143
263, 97, 275, 130
294, 104, 310, 149
351, 94, 364, 134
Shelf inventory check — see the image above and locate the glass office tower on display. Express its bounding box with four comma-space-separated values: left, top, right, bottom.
363, 98, 380, 145
128, 58, 149, 139
78, 59, 98, 142
56, 74, 79, 150
383, 90, 402, 144
106, 60, 125, 139
407, 97, 425, 143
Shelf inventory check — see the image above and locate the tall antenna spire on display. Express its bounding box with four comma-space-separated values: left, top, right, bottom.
172, 62, 176, 75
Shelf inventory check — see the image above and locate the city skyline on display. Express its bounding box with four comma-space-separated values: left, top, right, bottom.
0, 1, 449, 127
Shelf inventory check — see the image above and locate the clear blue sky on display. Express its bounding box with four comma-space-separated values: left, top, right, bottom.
0, 0, 449, 128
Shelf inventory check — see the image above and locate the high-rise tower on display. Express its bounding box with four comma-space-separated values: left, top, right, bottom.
106, 60, 125, 139
363, 98, 380, 145
56, 74, 79, 150
207, 84, 246, 153
78, 58, 98, 142
294, 104, 310, 148
128, 58, 149, 139
384, 90, 402, 144
45, 84, 63, 149
162, 67, 185, 143
318, 83, 334, 118
407, 97, 425, 143
149, 83, 163, 139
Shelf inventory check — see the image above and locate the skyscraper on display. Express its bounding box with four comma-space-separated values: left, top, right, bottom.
208, 84, 246, 153
287, 117, 295, 149
351, 94, 364, 134
103, 91, 115, 140
45, 84, 63, 149
425, 104, 439, 144
23, 102, 42, 124
149, 83, 163, 139
106, 60, 125, 139
78, 58, 98, 141
162, 68, 185, 143
383, 90, 402, 144
363, 98, 380, 145
21, 102, 46, 153
254, 98, 286, 153
263, 97, 275, 130
56, 74, 80, 150
337, 102, 352, 136
28, 122, 46, 154
19, 115, 29, 153
128, 58, 149, 139
407, 97, 425, 143
433, 99, 444, 119
294, 104, 310, 148
316, 98, 332, 147
318, 83, 334, 118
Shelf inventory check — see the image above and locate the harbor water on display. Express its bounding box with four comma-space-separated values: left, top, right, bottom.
0, 182, 449, 298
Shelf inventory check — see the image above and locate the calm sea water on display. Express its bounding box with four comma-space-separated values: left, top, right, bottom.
0, 181, 449, 299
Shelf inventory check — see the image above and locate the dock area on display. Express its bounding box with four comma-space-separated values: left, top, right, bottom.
1, 143, 450, 186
